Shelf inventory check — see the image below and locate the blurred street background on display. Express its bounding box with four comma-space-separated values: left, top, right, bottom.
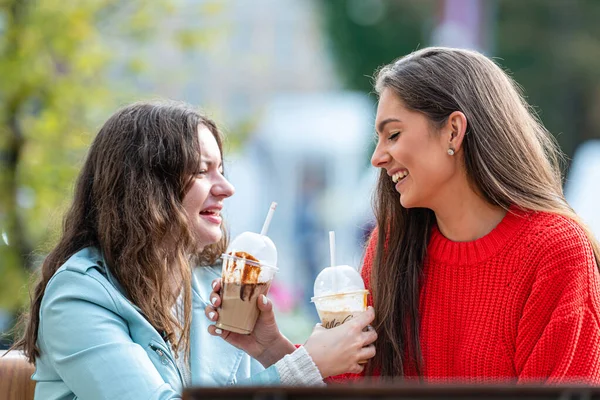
2, 0, 600, 347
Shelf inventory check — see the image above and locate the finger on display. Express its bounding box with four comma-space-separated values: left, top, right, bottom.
256, 295, 278, 328
360, 326, 378, 346
211, 279, 222, 293
256, 294, 273, 312
210, 293, 221, 308
350, 362, 366, 375
207, 324, 230, 340
351, 307, 375, 329
204, 305, 218, 321
357, 343, 376, 361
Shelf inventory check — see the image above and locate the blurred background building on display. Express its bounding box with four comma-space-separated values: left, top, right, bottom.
2, 0, 600, 346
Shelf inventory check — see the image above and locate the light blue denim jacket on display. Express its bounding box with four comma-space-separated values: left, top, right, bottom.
33, 247, 279, 399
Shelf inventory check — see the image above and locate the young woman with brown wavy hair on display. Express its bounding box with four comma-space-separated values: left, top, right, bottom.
334, 47, 600, 384
11, 101, 376, 399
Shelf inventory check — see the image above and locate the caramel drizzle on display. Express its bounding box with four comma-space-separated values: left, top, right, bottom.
225, 251, 267, 301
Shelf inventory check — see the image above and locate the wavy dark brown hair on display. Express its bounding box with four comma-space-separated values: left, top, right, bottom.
13, 101, 227, 363
367, 47, 600, 378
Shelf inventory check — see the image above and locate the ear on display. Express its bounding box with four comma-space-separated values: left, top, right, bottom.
443, 111, 467, 153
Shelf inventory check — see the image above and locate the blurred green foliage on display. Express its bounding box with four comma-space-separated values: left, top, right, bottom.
319, 0, 600, 159
0, 0, 214, 334
320, 0, 436, 96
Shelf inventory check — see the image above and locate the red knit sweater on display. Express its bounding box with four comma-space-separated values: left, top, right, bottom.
332, 208, 600, 384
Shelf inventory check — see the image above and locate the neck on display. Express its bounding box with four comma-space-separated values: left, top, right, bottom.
431, 180, 507, 242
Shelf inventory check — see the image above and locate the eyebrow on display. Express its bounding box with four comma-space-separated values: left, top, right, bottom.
376, 118, 402, 135
200, 159, 223, 169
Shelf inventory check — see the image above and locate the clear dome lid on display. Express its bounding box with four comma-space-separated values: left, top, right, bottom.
313, 264, 365, 298
225, 231, 277, 269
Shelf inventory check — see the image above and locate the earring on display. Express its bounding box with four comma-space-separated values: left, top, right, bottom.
447, 148, 455, 156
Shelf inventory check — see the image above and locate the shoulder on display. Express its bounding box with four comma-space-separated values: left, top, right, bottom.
524, 210, 590, 242
42, 247, 120, 314
512, 212, 600, 333
522, 211, 595, 265
38, 249, 133, 353
519, 211, 598, 291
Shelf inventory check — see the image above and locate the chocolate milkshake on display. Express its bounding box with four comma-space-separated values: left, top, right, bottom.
215, 205, 279, 335
216, 251, 276, 334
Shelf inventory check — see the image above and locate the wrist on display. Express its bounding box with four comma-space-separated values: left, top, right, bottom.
256, 334, 295, 367
302, 341, 327, 378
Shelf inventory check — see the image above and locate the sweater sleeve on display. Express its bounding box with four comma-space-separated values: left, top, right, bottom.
325, 228, 378, 384
515, 218, 600, 384
274, 346, 325, 386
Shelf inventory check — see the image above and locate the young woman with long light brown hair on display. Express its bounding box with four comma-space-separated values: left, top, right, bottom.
334, 46, 600, 383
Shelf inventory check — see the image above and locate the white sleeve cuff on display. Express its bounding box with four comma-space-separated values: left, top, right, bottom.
274, 346, 325, 386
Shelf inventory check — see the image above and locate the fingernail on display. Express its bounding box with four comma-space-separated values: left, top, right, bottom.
262, 295, 268, 305
215, 328, 223, 335
211, 297, 217, 305
212, 281, 217, 289
208, 312, 215, 320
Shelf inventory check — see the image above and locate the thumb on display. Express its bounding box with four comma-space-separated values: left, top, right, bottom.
312, 323, 326, 334
257, 294, 273, 313
256, 295, 277, 325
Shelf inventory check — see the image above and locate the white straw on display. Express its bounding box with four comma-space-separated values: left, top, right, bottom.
260, 202, 278, 235
329, 231, 336, 267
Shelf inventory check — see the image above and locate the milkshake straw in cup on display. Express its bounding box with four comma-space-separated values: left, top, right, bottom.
311, 231, 369, 330
216, 202, 279, 334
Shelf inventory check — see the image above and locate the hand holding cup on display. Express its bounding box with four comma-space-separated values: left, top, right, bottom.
206, 278, 295, 367
304, 306, 377, 377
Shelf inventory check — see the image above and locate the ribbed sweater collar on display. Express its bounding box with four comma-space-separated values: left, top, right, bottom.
428, 205, 529, 266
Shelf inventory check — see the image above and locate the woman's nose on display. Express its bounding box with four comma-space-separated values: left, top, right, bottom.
213, 176, 235, 198
371, 142, 391, 168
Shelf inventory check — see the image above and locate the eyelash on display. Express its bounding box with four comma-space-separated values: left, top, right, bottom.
388, 132, 400, 141
196, 169, 224, 176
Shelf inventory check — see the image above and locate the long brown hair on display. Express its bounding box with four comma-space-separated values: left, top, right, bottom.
368, 47, 600, 377
13, 101, 228, 363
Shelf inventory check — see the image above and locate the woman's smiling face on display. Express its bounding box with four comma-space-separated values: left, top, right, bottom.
371, 88, 456, 209
182, 125, 235, 250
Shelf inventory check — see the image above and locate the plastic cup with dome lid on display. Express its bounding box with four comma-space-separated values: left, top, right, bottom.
215, 202, 279, 334
311, 231, 369, 330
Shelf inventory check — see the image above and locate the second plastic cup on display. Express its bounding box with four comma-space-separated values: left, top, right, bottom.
311, 264, 369, 329
312, 289, 368, 329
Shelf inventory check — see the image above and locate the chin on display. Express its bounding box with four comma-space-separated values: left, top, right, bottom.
399, 195, 412, 208
206, 232, 222, 247
195, 230, 222, 250
399, 194, 421, 209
